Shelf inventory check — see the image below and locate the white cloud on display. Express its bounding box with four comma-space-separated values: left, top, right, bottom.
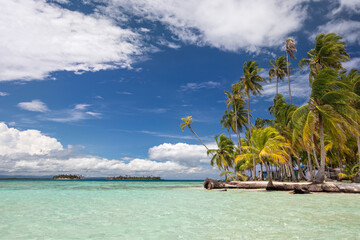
331, 0, 360, 15
117, 91, 133, 95
260, 70, 311, 101
0, 92, 9, 96
18, 100, 49, 112
0, 0, 145, 81
0, 122, 63, 155
75, 104, 91, 110
180, 81, 220, 92
343, 57, 360, 70
148, 142, 215, 167
0, 123, 220, 179
86, 111, 102, 117
103, 0, 307, 52
313, 20, 360, 45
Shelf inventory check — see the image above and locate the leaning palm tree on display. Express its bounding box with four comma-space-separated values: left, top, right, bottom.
220, 110, 234, 140
269, 56, 289, 97
238, 60, 266, 180
292, 68, 358, 183
235, 127, 290, 180
180, 116, 208, 150
286, 38, 297, 104
299, 33, 350, 83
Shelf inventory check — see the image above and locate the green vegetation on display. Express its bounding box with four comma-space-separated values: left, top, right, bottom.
181, 33, 360, 184
107, 176, 162, 180
53, 174, 83, 180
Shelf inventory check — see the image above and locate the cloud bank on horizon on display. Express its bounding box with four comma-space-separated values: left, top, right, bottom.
0, 122, 217, 179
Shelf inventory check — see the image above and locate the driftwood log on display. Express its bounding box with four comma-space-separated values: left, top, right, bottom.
203, 178, 360, 193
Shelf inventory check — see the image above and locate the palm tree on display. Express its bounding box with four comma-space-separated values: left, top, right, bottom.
299, 33, 350, 83
292, 68, 358, 183
224, 88, 247, 152
269, 56, 289, 97
239, 60, 266, 179
220, 110, 233, 140
207, 134, 235, 179
286, 38, 297, 104
235, 127, 290, 180
180, 116, 208, 150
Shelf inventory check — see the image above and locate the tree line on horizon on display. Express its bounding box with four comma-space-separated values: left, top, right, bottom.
181, 33, 360, 184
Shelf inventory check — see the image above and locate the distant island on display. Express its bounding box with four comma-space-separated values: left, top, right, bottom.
107, 175, 162, 180
53, 174, 84, 180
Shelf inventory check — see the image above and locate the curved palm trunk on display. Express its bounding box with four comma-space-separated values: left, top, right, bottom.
286, 52, 293, 105
265, 163, 271, 180
188, 126, 208, 151
312, 146, 320, 169
247, 96, 256, 180
260, 163, 263, 181
314, 115, 326, 183
307, 150, 314, 182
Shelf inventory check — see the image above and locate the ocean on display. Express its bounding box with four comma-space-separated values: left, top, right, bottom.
0, 180, 359, 239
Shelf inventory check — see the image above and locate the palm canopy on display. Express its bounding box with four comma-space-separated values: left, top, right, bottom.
180, 116, 193, 131
208, 134, 235, 170
269, 56, 290, 96
299, 33, 350, 83
286, 38, 297, 59
239, 60, 266, 97
235, 127, 290, 179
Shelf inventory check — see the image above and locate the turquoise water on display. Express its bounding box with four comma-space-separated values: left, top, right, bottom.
0, 180, 359, 239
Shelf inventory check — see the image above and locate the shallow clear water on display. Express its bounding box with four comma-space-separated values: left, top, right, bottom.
0, 180, 359, 239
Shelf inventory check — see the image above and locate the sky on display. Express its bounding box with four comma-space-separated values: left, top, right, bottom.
0, 0, 359, 179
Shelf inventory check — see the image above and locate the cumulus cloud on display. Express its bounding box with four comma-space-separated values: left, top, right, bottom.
18, 100, 49, 112
101, 0, 307, 52
312, 20, 360, 45
148, 142, 214, 166
0, 123, 219, 179
0, 0, 145, 81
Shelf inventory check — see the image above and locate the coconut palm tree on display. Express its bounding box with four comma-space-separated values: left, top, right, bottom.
292, 68, 358, 183
269, 56, 289, 97
180, 116, 209, 150
235, 127, 290, 180
224, 88, 247, 152
299, 33, 350, 83
207, 134, 235, 175
286, 38, 297, 104
220, 110, 234, 140
238, 60, 266, 179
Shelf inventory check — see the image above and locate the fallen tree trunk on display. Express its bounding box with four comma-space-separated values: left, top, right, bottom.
203, 178, 360, 193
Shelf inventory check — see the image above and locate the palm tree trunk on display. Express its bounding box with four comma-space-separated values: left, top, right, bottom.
234, 104, 241, 154
286, 52, 293, 105
265, 163, 271, 180
314, 115, 326, 183
312, 146, 320, 169
260, 163, 263, 180
189, 126, 208, 151
288, 152, 297, 182
356, 126, 360, 167
296, 156, 306, 181
247, 96, 256, 180
307, 150, 313, 182
276, 77, 279, 97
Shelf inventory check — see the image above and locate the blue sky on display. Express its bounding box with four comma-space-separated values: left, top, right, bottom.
0, 0, 359, 179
